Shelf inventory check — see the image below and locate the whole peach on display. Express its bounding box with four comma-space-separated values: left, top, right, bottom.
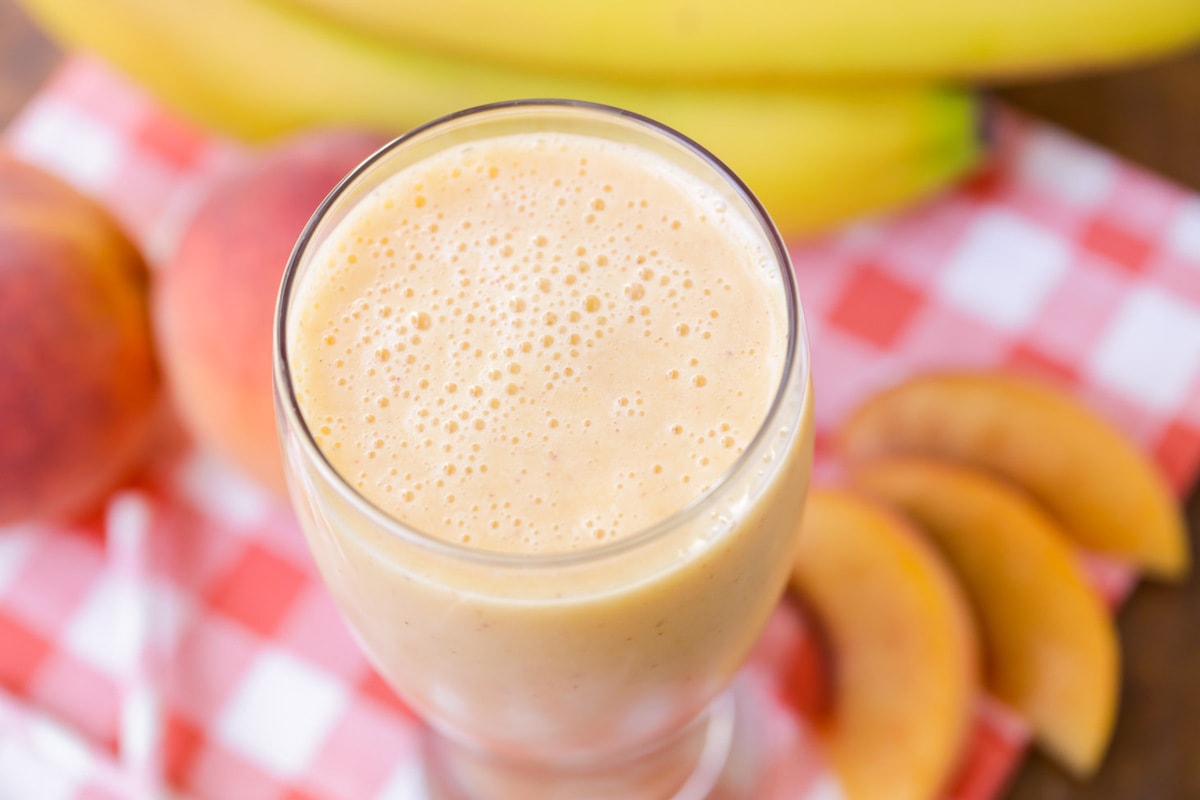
0, 154, 161, 524
154, 130, 386, 494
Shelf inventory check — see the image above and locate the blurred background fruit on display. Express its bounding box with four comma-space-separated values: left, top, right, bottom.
14, 0, 984, 237
0, 154, 161, 524
11, 0, 1200, 235
154, 129, 387, 495
13, 0, 1200, 236
285, 0, 1200, 81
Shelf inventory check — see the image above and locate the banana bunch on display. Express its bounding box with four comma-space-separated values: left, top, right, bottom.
16, 0, 1197, 233
14, 0, 984, 235
291, 0, 1200, 82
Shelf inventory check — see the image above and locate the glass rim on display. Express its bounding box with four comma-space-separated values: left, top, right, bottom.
273, 98, 811, 569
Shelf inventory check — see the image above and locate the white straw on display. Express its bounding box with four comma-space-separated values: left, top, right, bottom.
0, 686, 128, 795
106, 491, 164, 799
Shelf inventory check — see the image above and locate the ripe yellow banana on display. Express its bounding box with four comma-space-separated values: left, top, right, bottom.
17, 0, 982, 234
288, 0, 1200, 81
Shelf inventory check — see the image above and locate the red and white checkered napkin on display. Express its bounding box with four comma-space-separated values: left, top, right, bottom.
1, 56, 1198, 800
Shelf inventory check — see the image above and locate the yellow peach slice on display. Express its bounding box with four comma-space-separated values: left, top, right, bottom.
790, 489, 977, 800
838, 371, 1188, 580
851, 457, 1119, 777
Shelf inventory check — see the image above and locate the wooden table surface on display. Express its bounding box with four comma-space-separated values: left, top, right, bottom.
3, 2, 1198, 798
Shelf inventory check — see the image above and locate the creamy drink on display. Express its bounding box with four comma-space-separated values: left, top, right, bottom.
275, 103, 812, 798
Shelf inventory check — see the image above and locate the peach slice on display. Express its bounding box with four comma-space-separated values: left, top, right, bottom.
790, 489, 977, 800
838, 371, 1188, 580
851, 457, 1119, 776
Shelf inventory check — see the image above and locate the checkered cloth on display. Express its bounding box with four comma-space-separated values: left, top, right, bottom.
1, 56, 1198, 800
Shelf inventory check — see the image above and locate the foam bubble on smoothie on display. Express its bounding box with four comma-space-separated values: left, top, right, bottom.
288, 133, 788, 554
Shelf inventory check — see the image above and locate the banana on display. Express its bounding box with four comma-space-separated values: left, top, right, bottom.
285, 0, 1200, 81
17, 0, 981, 235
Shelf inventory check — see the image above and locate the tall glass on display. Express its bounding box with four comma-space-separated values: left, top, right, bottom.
274, 101, 812, 799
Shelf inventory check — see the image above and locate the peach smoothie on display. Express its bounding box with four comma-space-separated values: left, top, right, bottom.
278, 106, 812, 782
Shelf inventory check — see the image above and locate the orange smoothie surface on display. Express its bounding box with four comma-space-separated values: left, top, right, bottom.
287, 132, 790, 554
